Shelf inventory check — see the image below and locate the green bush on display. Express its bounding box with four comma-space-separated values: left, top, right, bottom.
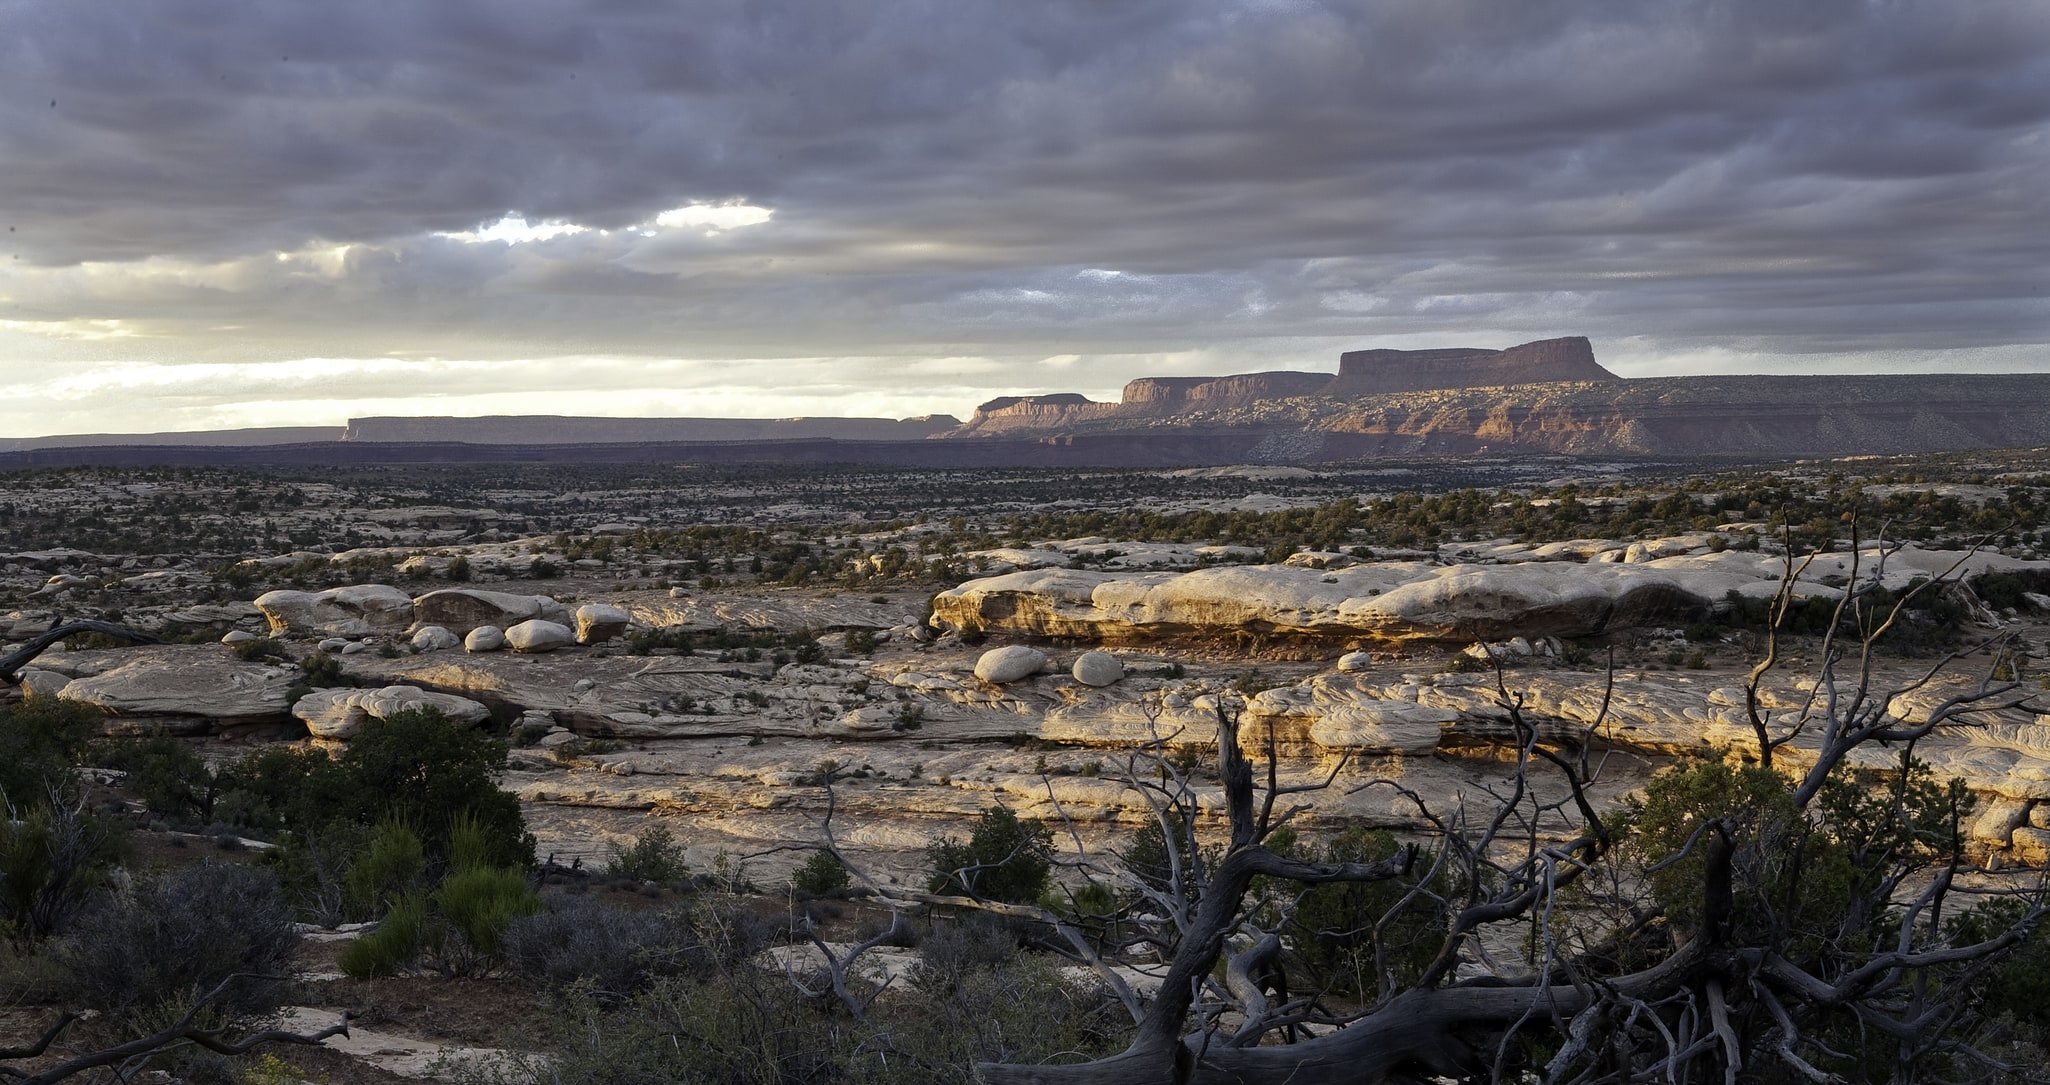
92, 733, 220, 822
1280, 826, 1447, 996
229, 637, 292, 663
790, 849, 851, 897
604, 826, 689, 886
227, 707, 533, 871
337, 827, 541, 980
927, 806, 1053, 905
0, 699, 101, 807
338, 893, 426, 979
341, 821, 427, 921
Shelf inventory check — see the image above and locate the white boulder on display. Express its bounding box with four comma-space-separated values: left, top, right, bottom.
220, 630, 259, 645
464, 625, 508, 653
974, 645, 1047, 684
1336, 651, 1373, 672
254, 584, 415, 637
575, 604, 631, 645
410, 625, 460, 652
1071, 651, 1125, 687
505, 619, 576, 654
294, 684, 493, 740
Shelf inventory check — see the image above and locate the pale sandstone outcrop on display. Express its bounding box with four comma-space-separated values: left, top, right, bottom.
413, 589, 572, 635
293, 684, 493, 739
255, 584, 414, 637
55, 649, 298, 733
933, 543, 2050, 645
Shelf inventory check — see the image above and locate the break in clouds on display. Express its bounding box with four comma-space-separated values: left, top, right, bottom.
1, 0, 2047, 434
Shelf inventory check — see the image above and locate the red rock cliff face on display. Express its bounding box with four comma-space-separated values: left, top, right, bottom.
1122, 372, 1331, 413
960, 394, 1121, 434
1324, 336, 1616, 396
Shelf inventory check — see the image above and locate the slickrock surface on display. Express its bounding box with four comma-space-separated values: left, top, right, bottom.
934, 544, 2050, 644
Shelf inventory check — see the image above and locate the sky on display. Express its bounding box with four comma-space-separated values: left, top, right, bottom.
1, 0, 2046, 437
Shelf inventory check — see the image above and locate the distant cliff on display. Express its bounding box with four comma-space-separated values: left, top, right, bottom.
953, 338, 1604, 435
944, 338, 2050, 460
342, 415, 960, 444
1326, 336, 1615, 396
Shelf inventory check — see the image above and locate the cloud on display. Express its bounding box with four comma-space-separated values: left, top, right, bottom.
0, 0, 2045, 434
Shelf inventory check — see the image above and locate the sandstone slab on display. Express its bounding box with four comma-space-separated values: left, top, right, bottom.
294, 684, 493, 739
255, 584, 414, 637
56, 648, 298, 733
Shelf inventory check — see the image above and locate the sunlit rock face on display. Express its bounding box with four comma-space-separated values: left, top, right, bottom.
44, 647, 299, 734
932, 562, 1701, 644
931, 542, 2050, 645
254, 585, 415, 637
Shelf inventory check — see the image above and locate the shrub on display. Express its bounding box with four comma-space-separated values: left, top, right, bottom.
92, 733, 219, 822
790, 849, 851, 897
230, 707, 533, 870
337, 844, 542, 980
0, 797, 123, 941
604, 826, 688, 886
230, 637, 291, 663
297, 652, 345, 686
1281, 827, 1447, 996
504, 896, 689, 996
0, 699, 100, 807
338, 893, 426, 979
432, 865, 545, 967
341, 820, 427, 921
927, 806, 1053, 905
55, 861, 297, 1021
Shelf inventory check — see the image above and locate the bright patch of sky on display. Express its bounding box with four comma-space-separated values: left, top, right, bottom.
435, 216, 589, 245
436, 203, 774, 245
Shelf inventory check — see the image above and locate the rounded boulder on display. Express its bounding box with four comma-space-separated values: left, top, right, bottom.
505, 619, 576, 654
464, 625, 507, 653
410, 625, 460, 652
974, 645, 1047, 684
1071, 651, 1125, 687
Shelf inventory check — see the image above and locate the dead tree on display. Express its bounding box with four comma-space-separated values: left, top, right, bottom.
0, 975, 348, 1085
0, 620, 157, 686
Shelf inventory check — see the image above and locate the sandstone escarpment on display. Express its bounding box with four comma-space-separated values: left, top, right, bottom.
1122, 372, 1332, 413
1325, 336, 1614, 396
931, 542, 2050, 645
341, 414, 960, 444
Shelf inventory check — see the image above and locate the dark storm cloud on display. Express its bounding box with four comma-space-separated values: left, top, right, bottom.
0, 0, 2046, 434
